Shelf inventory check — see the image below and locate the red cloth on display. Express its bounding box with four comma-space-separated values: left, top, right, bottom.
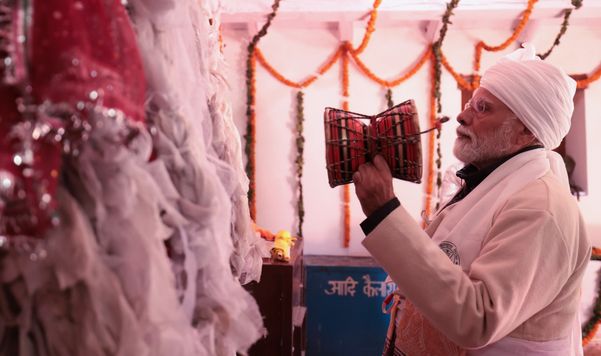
29, 0, 146, 122
394, 300, 465, 356
0, 0, 146, 239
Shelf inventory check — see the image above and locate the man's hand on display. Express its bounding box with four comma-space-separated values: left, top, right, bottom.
353, 155, 395, 216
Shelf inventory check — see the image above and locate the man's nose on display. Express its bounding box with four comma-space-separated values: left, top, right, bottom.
457, 108, 472, 126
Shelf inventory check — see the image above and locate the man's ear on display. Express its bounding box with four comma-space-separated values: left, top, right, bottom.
518, 125, 539, 146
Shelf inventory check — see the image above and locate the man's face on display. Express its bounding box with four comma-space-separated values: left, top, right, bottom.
453, 88, 528, 168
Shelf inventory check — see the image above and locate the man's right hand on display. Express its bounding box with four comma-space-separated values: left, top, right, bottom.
353, 155, 395, 217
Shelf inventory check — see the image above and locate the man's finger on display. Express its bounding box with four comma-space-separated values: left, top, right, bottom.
353, 171, 361, 184
358, 163, 370, 175
373, 155, 390, 172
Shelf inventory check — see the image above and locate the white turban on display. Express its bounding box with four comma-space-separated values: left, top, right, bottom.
480, 43, 576, 150
480, 44, 576, 190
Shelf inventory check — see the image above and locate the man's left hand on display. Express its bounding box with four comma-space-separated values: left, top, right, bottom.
353, 155, 395, 216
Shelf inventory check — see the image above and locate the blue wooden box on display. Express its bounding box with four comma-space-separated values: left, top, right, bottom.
304, 255, 396, 356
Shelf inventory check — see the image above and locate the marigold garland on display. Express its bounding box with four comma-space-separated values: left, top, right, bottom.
295, 91, 306, 237
473, 0, 538, 73
342, 43, 352, 248
440, 0, 601, 92
439, 0, 535, 89
583, 247, 601, 346
537, 0, 582, 60
244, 0, 282, 220
440, 51, 478, 91
349, 47, 432, 88
422, 53, 438, 226
218, 24, 224, 53
252, 42, 345, 243
577, 63, 601, 89
592, 247, 601, 261
251, 0, 382, 89
254, 45, 343, 88
352, 0, 383, 55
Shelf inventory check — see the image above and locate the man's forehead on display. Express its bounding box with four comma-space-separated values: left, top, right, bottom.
472, 88, 496, 101
472, 88, 511, 108
471, 87, 518, 119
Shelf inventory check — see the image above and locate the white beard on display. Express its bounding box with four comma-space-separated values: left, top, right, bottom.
453, 121, 517, 165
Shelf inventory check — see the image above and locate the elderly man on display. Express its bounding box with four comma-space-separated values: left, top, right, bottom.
353, 45, 591, 355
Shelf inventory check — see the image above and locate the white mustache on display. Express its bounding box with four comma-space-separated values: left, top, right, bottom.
456, 127, 474, 140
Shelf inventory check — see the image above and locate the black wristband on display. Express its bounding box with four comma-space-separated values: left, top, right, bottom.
360, 197, 400, 235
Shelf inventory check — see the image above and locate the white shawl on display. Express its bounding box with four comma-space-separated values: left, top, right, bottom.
431, 148, 560, 270
431, 148, 580, 355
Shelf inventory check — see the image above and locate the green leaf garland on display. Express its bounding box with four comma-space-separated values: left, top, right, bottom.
244, 0, 282, 219
385, 88, 394, 109
295, 91, 305, 237
538, 0, 583, 60
432, 0, 460, 208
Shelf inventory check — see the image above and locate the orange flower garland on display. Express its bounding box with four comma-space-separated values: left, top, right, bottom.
252, 4, 385, 248
218, 24, 224, 53
352, 0, 383, 55
255, 39, 432, 247
349, 47, 432, 88
422, 52, 438, 226
342, 43, 352, 247
442, 0, 601, 93
254, 45, 344, 88
584, 324, 600, 347
583, 247, 601, 346
577, 63, 601, 89
441, 51, 478, 91
473, 0, 538, 73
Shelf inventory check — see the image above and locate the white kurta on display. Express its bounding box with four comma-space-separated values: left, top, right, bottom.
363, 151, 590, 355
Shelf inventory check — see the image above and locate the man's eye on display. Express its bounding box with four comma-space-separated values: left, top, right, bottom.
475, 101, 488, 113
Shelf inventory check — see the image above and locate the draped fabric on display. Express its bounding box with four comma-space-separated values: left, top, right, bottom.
129, 0, 264, 352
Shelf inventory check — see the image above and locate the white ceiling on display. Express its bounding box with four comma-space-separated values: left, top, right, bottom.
222, 0, 601, 28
